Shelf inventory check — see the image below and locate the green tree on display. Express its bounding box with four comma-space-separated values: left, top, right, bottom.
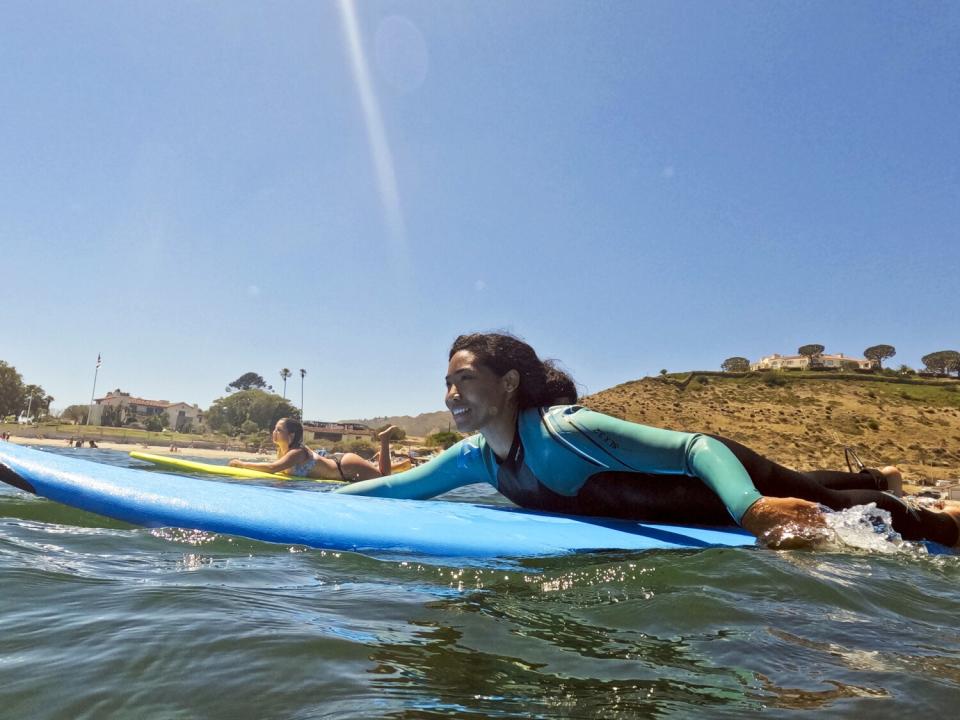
226, 372, 268, 392
376, 423, 406, 441
721, 357, 750, 372
950, 354, 960, 377
279, 368, 292, 399
21, 384, 53, 419
100, 405, 123, 427
0, 361, 26, 418
425, 431, 462, 449
206, 389, 299, 433
798, 344, 825, 367
144, 415, 165, 432
921, 350, 960, 376
863, 344, 896, 370
60, 404, 89, 424
344, 439, 374, 456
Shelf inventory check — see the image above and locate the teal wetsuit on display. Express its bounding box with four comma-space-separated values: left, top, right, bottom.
336, 406, 763, 524
338, 405, 960, 545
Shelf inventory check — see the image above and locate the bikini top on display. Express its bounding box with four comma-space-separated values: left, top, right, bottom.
288, 448, 318, 478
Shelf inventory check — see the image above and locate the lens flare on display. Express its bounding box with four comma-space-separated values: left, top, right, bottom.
337, 0, 406, 257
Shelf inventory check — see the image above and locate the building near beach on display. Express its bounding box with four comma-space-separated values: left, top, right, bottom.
303, 421, 370, 443
750, 353, 873, 371
90, 390, 204, 431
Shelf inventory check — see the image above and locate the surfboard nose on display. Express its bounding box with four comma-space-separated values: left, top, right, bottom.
0, 462, 37, 495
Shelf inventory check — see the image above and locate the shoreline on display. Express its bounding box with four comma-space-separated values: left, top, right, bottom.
4, 435, 270, 461
2, 435, 953, 508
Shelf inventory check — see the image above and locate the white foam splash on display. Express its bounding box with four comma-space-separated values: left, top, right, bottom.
821, 503, 924, 556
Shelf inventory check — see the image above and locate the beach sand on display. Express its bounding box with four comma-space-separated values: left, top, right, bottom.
4, 435, 270, 461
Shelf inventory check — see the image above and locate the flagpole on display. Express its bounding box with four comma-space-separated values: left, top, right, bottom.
86, 354, 101, 425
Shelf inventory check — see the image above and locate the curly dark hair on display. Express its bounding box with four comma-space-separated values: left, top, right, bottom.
277, 417, 305, 449
449, 332, 578, 409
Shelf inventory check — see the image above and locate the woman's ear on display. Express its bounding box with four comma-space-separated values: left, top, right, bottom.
503, 369, 520, 395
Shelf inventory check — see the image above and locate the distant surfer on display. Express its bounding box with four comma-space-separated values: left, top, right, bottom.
337, 332, 960, 549
229, 417, 399, 482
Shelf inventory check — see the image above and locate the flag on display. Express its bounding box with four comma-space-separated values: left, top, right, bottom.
96, 353, 102, 369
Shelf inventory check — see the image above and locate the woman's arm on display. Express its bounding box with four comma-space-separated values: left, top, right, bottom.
739, 496, 827, 548
335, 438, 491, 499
564, 409, 831, 542
550, 408, 763, 523
229, 448, 305, 474
682, 434, 763, 523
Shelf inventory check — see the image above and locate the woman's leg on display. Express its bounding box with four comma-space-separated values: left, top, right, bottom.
376, 426, 397, 477
710, 436, 889, 491
714, 435, 958, 546
805, 468, 885, 490
806, 467, 903, 495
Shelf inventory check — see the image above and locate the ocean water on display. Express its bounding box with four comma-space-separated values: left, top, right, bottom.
1, 447, 958, 718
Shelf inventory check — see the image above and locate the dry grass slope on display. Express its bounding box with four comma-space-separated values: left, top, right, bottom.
581, 373, 960, 485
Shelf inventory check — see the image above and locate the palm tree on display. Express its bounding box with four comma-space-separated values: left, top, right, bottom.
279, 368, 292, 399
299, 368, 306, 419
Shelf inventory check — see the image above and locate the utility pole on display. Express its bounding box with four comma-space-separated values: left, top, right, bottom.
86, 353, 101, 425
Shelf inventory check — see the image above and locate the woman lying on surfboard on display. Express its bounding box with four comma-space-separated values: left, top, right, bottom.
229, 417, 399, 482
337, 332, 960, 548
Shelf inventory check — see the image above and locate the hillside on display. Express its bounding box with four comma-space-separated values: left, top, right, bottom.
340, 410, 453, 439
581, 372, 960, 485
342, 373, 960, 485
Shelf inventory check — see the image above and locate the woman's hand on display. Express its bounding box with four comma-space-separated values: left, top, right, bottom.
228, 459, 243, 468
740, 496, 830, 549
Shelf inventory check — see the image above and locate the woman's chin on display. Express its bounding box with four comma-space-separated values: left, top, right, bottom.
450, 415, 475, 433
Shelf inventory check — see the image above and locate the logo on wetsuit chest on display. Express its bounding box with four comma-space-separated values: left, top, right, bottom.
594, 429, 619, 450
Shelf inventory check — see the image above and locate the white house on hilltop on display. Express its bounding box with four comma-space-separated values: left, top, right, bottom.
750, 353, 874, 371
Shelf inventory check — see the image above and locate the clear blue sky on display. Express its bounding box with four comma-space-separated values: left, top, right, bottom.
2, 1, 958, 420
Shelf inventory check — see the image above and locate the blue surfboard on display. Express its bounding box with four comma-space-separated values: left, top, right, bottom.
0, 443, 755, 558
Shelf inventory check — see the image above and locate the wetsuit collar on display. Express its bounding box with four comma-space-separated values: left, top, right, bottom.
493, 421, 523, 466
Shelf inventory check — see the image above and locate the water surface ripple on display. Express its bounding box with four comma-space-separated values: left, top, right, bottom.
1, 447, 958, 717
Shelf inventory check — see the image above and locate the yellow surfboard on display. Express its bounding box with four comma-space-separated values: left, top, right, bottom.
128, 451, 338, 482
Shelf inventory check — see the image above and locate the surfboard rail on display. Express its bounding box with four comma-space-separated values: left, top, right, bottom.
0, 443, 756, 558
129, 451, 305, 481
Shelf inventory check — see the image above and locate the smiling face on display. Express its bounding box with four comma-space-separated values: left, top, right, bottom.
272, 420, 291, 447
445, 350, 519, 434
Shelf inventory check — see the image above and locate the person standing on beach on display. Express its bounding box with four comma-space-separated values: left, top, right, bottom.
336, 332, 960, 548
229, 417, 399, 482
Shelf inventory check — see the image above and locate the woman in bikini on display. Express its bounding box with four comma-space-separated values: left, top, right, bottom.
229, 417, 398, 482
